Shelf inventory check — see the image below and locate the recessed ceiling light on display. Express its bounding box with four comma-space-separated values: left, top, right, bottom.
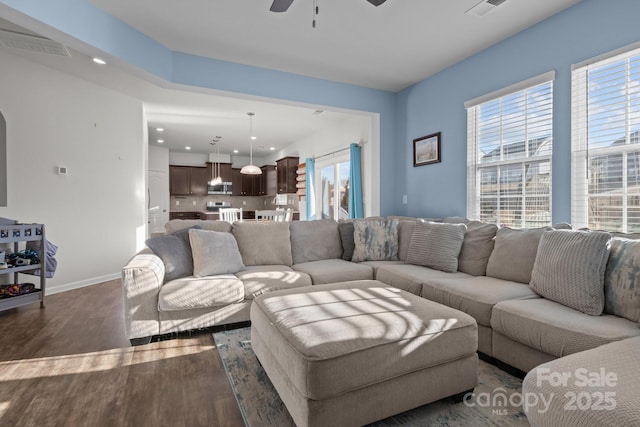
157, 139, 164, 143
251, 136, 257, 140
92, 57, 106, 65
185, 146, 191, 150
233, 149, 239, 153
270, 147, 275, 151
156, 127, 164, 132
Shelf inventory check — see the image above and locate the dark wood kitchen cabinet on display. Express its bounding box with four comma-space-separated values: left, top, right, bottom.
207, 162, 233, 183
231, 168, 243, 196
169, 165, 208, 196
257, 165, 276, 196
276, 156, 299, 194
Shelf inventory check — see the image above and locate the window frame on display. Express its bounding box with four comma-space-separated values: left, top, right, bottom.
466, 72, 555, 227
571, 44, 640, 232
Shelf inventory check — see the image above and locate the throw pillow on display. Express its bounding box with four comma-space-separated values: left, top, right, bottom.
530, 230, 611, 316
188, 229, 244, 277
145, 225, 201, 282
406, 221, 467, 273
457, 221, 498, 276
338, 221, 355, 261
397, 220, 418, 262
351, 219, 399, 262
486, 226, 552, 284
604, 237, 640, 322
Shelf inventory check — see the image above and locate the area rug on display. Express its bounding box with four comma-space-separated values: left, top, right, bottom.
213, 327, 530, 426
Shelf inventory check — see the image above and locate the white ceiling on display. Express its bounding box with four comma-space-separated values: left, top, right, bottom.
0, 0, 581, 156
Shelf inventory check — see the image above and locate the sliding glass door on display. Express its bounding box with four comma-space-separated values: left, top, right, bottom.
319, 158, 350, 220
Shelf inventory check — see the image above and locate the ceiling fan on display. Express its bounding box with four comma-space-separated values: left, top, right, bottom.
270, 0, 387, 13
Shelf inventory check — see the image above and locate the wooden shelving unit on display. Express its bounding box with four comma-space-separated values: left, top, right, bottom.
0, 218, 46, 311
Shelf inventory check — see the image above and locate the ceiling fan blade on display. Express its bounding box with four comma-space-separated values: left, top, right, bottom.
270, 0, 295, 12
366, 0, 387, 6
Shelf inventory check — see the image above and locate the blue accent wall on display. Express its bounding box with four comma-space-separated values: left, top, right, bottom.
3, 0, 640, 219
397, 0, 640, 221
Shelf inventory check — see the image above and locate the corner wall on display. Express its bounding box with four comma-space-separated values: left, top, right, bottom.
0, 50, 145, 293
397, 0, 640, 222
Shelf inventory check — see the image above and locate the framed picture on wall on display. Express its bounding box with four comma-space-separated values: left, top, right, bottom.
413, 132, 441, 166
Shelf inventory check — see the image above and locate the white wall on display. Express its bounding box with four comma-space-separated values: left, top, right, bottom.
264, 115, 376, 216
0, 50, 145, 294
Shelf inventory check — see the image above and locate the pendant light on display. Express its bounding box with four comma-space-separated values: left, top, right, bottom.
240, 112, 262, 175
209, 138, 223, 185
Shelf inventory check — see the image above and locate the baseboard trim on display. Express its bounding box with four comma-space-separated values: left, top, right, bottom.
46, 273, 120, 295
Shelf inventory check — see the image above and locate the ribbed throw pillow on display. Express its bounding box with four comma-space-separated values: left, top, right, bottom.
406, 222, 466, 273
530, 230, 611, 316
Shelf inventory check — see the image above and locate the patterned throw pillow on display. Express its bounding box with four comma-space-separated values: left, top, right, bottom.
530, 230, 611, 316
351, 219, 399, 262
604, 238, 640, 322
406, 222, 467, 273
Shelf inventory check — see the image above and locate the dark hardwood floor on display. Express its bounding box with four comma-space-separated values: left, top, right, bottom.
0, 279, 245, 427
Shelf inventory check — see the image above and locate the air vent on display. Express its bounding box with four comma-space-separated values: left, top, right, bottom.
465, 0, 508, 17
0, 29, 71, 57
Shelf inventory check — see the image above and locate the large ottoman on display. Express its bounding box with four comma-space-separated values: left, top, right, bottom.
250, 280, 479, 427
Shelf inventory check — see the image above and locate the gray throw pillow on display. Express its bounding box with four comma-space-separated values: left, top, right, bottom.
351, 219, 399, 262
406, 222, 466, 273
457, 221, 498, 276
189, 229, 245, 277
486, 227, 552, 284
397, 220, 418, 262
604, 237, 640, 322
145, 225, 201, 282
338, 221, 355, 261
530, 230, 611, 316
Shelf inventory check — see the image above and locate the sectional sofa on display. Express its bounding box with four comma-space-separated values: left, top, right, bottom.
121, 216, 640, 423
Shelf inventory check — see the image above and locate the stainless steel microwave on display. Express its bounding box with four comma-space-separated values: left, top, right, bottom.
208, 182, 233, 195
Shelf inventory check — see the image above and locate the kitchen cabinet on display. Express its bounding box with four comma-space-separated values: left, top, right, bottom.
276, 156, 299, 194
207, 162, 233, 183
169, 166, 208, 196
231, 168, 243, 196
169, 211, 201, 220
257, 165, 277, 196
241, 174, 259, 196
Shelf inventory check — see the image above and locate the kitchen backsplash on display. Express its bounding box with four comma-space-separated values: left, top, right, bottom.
170, 194, 299, 212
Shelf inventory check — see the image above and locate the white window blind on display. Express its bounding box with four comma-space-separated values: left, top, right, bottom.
572, 47, 640, 232
467, 77, 554, 227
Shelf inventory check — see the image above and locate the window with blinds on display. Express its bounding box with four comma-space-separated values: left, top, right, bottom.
572, 45, 640, 232
466, 74, 554, 227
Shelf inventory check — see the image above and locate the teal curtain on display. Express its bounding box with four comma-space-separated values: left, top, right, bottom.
349, 143, 364, 218
305, 158, 316, 220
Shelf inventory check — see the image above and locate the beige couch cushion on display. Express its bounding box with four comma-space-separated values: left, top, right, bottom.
235, 265, 312, 299
421, 276, 539, 326
290, 219, 343, 264
292, 259, 373, 285
486, 226, 552, 284
491, 298, 640, 358
232, 221, 293, 266
530, 230, 611, 316
251, 280, 478, 400
165, 219, 232, 234
375, 263, 472, 296
523, 337, 640, 427
158, 275, 244, 311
